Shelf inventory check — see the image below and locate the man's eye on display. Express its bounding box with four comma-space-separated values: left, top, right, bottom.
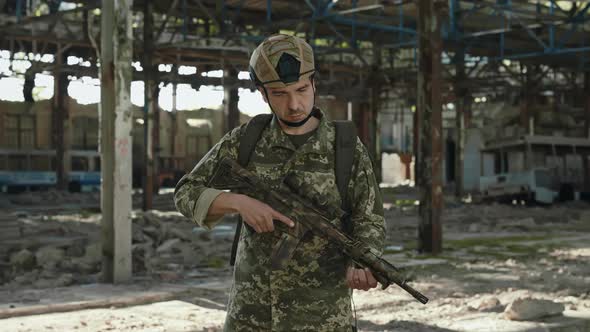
272, 92, 285, 96
297, 88, 307, 93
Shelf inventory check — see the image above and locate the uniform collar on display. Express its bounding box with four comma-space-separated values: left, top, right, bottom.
268, 107, 331, 155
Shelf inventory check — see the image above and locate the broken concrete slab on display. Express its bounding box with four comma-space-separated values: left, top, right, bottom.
156, 238, 182, 253
443, 309, 590, 332
505, 297, 565, 321
35, 246, 65, 270
468, 296, 504, 312
10, 249, 35, 270
82, 243, 101, 265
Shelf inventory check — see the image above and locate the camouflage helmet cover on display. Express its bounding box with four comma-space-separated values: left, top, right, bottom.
249, 34, 315, 88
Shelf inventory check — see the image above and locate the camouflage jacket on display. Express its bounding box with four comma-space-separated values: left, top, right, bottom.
174, 109, 385, 331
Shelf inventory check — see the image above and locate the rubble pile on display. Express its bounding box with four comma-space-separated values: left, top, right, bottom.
130, 211, 235, 277
0, 210, 236, 290
2, 190, 101, 208
0, 190, 176, 212
384, 199, 588, 243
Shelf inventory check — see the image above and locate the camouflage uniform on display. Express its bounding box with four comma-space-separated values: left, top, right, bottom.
174, 109, 385, 332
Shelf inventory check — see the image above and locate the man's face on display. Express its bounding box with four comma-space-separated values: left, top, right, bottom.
259, 78, 315, 122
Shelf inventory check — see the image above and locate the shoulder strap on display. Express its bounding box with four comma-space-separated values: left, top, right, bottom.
237, 114, 273, 167
230, 113, 273, 266
333, 120, 356, 218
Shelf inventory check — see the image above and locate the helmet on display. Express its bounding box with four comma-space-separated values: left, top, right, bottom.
249, 34, 315, 88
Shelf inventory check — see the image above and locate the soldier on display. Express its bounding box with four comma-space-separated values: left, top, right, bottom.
174, 34, 385, 331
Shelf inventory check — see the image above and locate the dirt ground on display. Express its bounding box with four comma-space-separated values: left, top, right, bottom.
1, 189, 589, 331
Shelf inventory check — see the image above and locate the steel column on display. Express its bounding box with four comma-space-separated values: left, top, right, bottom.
454, 48, 466, 198
224, 66, 239, 132
143, 0, 155, 210
584, 71, 590, 190
520, 65, 534, 133
52, 46, 68, 190
417, 0, 444, 254
370, 43, 382, 182
100, 0, 134, 283
585, 72, 590, 138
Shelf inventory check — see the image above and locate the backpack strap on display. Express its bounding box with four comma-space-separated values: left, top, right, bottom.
237, 114, 274, 166
230, 113, 273, 266
333, 120, 356, 232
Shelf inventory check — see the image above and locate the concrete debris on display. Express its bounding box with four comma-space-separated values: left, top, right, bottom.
467, 223, 482, 233
468, 296, 503, 312
34, 273, 74, 289
156, 238, 182, 253
83, 243, 102, 266
65, 243, 86, 258
35, 246, 65, 270
504, 297, 565, 321
0, 207, 238, 289
9, 249, 36, 270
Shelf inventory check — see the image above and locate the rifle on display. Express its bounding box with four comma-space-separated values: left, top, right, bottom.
208, 157, 429, 304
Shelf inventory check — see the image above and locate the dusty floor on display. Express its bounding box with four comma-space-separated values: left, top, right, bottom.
0, 189, 589, 331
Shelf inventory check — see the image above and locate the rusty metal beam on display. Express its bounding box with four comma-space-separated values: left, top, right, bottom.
355, 100, 370, 154
100, 0, 134, 283
52, 45, 68, 191
370, 42, 382, 183
519, 64, 535, 133
454, 48, 465, 198
585, 72, 590, 139
224, 66, 240, 132
416, 0, 444, 254
584, 71, 590, 191
155, 0, 180, 42
143, 0, 155, 210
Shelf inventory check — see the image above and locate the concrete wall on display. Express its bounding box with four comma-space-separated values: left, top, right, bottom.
381, 153, 415, 186
463, 128, 484, 192
379, 111, 414, 153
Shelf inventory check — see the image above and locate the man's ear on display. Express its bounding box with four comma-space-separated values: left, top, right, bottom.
258, 87, 269, 103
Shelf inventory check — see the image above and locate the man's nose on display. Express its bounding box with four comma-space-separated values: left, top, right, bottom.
287, 94, 299, 110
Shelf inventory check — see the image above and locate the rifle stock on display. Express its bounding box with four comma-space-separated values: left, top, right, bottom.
208, 157, 429, 304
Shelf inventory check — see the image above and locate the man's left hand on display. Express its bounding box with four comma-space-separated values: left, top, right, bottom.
346, 266, 378, 291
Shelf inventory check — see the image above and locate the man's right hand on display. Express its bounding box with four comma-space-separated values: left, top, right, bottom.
233, 194, 295, 233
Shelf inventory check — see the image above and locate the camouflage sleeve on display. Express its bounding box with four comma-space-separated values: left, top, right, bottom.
347, 137, 385, 255
174, 124, 245, 230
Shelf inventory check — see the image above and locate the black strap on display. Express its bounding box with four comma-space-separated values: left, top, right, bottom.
230, 114, 273, 266
333, 120, 356, 232
237, 114, 274, 167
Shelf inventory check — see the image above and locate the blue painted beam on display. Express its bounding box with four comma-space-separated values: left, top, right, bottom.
351, 0, 357, 49
398, 4, 404, 42
329, 15, 416, 35
461, 3, 489, 20
232, 0, 247, 22
304, 0, 315, 12
16, 0, 23, 22
384, 40, 417, 49
549, 1, 555, 50
325, 0, 337, 14
449, 0, 457, 38
183, 0, 188, 41
490, 46, 590, 61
